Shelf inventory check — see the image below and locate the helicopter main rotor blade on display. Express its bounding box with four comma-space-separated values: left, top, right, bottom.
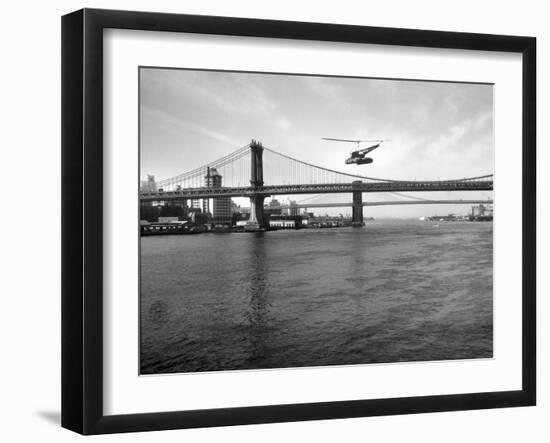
322, 137, 390, 143
322, 137, 361, 143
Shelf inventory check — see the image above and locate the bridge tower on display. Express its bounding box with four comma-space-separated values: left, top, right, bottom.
352, 181, 365, 227
246, 140, 266, 231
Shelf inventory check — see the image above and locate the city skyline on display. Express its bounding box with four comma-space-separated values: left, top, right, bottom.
140, 67, 493, 217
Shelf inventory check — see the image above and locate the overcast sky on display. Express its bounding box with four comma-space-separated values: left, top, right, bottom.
140, 68, 493, 218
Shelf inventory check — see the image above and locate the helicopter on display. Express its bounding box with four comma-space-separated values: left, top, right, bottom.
322, 138, 390, 165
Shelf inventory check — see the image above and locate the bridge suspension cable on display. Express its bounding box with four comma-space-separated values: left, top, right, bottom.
157, 143, 251, 190
262, 145, 493, 185
154, 142, 494, 191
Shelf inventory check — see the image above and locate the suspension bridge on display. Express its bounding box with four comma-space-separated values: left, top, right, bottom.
140, 140, 493, 229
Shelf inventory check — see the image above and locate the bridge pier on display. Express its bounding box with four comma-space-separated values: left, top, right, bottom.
352, 181, 364, 227
245, 195, 265, 231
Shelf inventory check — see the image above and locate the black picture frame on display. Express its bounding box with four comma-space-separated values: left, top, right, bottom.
62, 8, 536, 435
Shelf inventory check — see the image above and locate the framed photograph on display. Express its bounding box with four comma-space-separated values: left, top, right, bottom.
62, 8, 536, 435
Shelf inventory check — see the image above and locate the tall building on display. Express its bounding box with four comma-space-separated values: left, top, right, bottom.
202, 198, 210, 215
190, 199, 202, 209
289, 200, 299, 216
140, 174, 157, 192
205, 167, 232, 224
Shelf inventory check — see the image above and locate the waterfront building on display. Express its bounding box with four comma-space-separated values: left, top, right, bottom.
470, 204, 494, 221
264, 207, 282, 218
265, 198, 282, 219
158, 216, 179, 223
269, 214, 305, 229
158, 201, 188, 221
308, 215, 352, 228
472, 204, 493, 218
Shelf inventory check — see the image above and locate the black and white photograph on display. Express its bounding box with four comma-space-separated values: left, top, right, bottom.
139, 67, 494, 375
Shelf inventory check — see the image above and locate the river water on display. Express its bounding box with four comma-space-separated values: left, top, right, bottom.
140, 220, 493, 374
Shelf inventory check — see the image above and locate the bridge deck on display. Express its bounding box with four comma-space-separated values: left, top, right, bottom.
140, 181, 494, 201
262, 200, 494, 209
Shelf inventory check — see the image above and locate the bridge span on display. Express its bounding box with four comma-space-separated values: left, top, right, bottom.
254, 199, 494, 210
140, 180, 493, 202
140, 140, 493, 229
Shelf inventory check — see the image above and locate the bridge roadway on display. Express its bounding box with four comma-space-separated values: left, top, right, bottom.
259, 199, 493, 210
140, 180, 494, 202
